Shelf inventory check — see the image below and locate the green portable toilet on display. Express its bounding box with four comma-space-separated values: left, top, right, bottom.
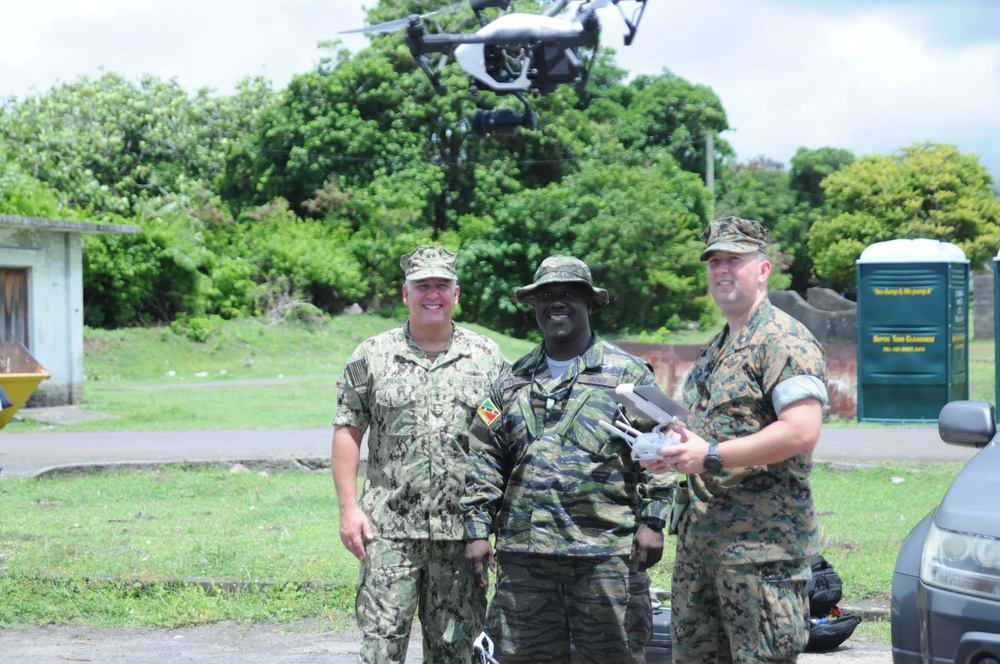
856, 239, 969, 422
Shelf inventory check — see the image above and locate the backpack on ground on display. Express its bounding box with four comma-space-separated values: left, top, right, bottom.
807, 554, 843, 615
804, 554, 861, 653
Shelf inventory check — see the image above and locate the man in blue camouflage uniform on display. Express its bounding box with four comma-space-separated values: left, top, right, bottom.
331, 246, 509, 664
462, 255, 673, 664
643, 217, 829, 663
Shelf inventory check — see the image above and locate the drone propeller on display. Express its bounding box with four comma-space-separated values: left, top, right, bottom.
566, 0, 647, 45
340, 2, 465, 34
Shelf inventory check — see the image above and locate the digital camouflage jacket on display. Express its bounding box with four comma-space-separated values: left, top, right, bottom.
462, 336, 674, 557
681, 298, 828, 564
334, 323, 508, 540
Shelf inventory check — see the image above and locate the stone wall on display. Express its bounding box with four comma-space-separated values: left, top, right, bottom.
768, 288, 857, 345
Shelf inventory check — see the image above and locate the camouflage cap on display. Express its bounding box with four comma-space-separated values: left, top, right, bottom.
700, 216, 770, 261
400, 245, 458, 281
514, 255, 609, 310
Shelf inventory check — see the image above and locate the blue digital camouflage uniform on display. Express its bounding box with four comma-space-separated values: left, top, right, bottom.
334, 322, 508, 664
462, 337, 674, 663
674, 297, 828, 663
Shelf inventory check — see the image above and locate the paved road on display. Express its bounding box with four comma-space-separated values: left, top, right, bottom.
0, 418, 978, 479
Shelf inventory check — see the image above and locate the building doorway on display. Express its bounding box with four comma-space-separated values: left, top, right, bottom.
1, 268, 29, 347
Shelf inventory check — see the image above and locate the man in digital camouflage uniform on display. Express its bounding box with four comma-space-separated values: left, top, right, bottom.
331, 245, 509, 664
462, 255, 673, 664
643, 217, 829, 663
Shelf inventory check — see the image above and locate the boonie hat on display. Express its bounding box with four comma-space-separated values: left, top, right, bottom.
400, 246, 458, 281
700, 216, 770, 261
514, 255, 609, 310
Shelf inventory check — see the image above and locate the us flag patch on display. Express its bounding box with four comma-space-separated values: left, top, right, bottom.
476, 398, 501, 428
345, 358, 368, 388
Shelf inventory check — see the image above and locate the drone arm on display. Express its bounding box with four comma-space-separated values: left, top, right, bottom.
403, 18, 450, 95
542, 0, 573, 17
622, 0, 648, 46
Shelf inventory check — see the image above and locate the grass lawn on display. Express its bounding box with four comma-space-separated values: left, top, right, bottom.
1, 315, 989, 646
0, 459, 959, 640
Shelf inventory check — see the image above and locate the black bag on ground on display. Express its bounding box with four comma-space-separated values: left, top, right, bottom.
807, 554, 843, 616
805, 609, 862, 652
805, 554, 860, 652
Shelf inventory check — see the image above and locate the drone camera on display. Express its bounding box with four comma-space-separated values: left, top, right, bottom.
472, 108, 537, 137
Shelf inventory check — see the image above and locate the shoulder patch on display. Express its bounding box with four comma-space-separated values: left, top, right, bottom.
476, 397, 502, 428
344, 358, 368, 388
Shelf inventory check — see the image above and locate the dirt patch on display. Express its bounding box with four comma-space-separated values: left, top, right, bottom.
0, 620, 409, 663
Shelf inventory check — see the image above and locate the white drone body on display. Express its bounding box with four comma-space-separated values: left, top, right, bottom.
454, 14, 587, 92
341, 0, 650, 135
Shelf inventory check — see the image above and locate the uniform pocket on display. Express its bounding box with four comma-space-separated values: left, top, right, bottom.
565, 390, 629, 457
374, 385, 417, 435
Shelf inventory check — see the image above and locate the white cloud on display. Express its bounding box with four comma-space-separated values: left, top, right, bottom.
2, 0, 999, 182
615, 0, 1000, 179
0, 0, 370, 96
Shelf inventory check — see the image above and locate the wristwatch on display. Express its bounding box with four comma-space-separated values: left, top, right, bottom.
641, 517, 666, 533
703, 442, 724, 473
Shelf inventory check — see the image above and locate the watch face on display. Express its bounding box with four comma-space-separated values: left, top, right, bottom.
704, 445, 723, 473
704, 455, 723, 473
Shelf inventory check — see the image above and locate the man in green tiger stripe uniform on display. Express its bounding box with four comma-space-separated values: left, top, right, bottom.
462, 255, 674, 664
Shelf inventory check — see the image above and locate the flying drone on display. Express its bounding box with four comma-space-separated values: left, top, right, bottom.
341, 0, 649, 136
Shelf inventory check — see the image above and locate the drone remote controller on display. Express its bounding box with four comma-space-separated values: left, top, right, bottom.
599, 420, 679, 461
605, 383, 690, 427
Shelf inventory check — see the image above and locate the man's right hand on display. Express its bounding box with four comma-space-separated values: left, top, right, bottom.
339, 505, 374, 561
465, 538, 495, 588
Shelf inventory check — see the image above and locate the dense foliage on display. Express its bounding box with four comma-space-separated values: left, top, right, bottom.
809, 143, 1000, 293
0, 2, 996, 334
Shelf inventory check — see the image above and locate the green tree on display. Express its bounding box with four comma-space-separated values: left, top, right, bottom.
1, 72, 275, 215
789, 146, 854, 206
809, 142, 1000, 293
2, 2, 747, 335
83, 204, 208, 327
0, 155, 67, 218
594, 70, 733, 181
459, 154, 713, 337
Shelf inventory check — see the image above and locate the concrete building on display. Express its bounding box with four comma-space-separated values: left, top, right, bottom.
0, 214, 141, 406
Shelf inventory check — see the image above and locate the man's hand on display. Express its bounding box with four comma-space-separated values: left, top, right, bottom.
641, 424, 710, 475
338, 505, 374, 561
465, 538, 495, 588
630, 524, 664, 572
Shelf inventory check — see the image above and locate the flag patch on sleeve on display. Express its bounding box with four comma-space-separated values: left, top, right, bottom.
476, 398, 502, 428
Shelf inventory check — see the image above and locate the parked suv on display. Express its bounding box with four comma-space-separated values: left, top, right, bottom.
891, 400, 1000, 664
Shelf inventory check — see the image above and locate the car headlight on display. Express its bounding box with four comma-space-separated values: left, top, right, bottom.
921, 522, 1000, 600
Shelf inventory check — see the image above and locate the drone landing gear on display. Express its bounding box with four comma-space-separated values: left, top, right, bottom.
471, 94, 537, 137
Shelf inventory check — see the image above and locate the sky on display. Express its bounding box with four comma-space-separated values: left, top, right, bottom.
2, 0, 999, 185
